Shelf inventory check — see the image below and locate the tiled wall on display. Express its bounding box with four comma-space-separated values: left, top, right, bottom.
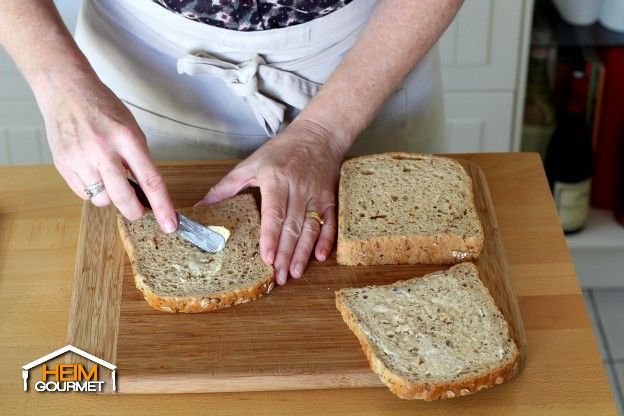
0, 0, 79, 165
584, 289, 624, 415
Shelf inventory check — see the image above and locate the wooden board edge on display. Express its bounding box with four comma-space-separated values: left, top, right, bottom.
66, 202, 125, 392
117, 370, 383, 394
460, 159, 528, 373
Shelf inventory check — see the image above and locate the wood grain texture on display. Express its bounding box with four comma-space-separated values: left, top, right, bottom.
0, 154, 617, 415
462, 161, 527, 364
64, 159, 527, 395
65, 203, 125, 391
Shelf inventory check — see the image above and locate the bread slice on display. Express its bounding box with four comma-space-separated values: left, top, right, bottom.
337, 153, 484, 266
335, 263, 520, 400
117, 194, 274, 313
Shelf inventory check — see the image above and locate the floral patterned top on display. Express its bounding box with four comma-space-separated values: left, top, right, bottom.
152, 0, 353, 31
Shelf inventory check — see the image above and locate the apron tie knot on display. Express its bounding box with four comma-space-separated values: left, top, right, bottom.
229, 54, 261, 98
177, 52, 321, 136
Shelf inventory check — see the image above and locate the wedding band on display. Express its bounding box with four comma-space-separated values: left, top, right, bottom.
305, 211, 324, 225
84, 180, 105, 199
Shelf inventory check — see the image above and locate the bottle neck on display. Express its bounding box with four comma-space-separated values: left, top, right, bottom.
564, 70, 588, 114
566, 94, 586, 114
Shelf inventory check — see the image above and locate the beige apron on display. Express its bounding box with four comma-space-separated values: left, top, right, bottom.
74, 0, 446, 160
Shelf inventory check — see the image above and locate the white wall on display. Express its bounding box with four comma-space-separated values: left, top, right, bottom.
0, 0, 80, 165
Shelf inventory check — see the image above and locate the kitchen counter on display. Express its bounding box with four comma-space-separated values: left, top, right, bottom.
0, 153, 617, 415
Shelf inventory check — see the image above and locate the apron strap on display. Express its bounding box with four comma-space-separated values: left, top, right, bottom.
177, 52, 322, 136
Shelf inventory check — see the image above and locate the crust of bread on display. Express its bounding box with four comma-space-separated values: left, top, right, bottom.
337, 153, 484, 266
336, 234, 483, 266
116, 198, 275, 314
335, 289, 520, 401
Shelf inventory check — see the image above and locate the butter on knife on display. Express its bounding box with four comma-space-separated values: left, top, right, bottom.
127, 178, 228, 253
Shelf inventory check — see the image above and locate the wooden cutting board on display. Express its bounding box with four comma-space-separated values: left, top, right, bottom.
66, 159, 527, 394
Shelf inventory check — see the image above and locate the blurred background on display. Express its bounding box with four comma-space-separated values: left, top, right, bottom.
520, 2, 624, 414
0, 0, 622, 412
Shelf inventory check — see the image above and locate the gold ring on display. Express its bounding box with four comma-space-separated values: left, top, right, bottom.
305, 211, 324, 225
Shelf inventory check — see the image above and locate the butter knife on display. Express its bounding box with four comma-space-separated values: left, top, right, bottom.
127, 178, 226, 253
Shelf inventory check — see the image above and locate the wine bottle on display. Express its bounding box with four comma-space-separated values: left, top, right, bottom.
544, 69, 593, 234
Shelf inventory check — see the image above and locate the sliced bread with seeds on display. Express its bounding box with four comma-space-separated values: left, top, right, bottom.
335, 263, 520, 400
117, 194, 274, 313
337, 153, 484, 265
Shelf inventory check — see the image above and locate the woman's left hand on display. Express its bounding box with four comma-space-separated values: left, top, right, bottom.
196, 119, 346, 285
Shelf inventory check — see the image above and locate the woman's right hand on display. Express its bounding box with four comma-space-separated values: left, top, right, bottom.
37, 73, 178, 233
0, 1, 175, 232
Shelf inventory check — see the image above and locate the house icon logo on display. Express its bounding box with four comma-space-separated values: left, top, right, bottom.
22, 345, 116, 392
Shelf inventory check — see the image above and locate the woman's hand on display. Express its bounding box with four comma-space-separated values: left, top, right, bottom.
38, 73, 178, 233
0, 0, 176, 233
197, 119, 347, 285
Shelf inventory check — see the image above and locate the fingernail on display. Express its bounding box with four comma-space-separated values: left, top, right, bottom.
277, 269, 288, 285
267, 250, 275, 265
293, 262, 304, 279
318, 250, 327, 261
163, 217, 177, 233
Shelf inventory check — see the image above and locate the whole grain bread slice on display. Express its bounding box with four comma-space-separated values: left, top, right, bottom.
337, 153, 484, 266
117, 194, 274, 313
335, 263, 520, 400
